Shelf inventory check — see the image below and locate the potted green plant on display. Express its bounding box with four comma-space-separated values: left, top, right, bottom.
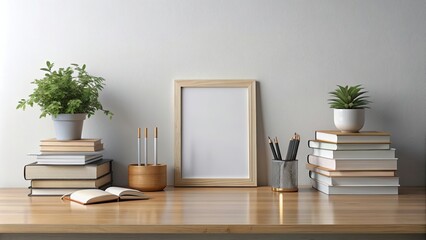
328, 85, 371, 132
17, 61, 113, 140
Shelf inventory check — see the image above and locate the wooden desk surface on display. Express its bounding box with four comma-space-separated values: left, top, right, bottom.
0, 187, 424, 234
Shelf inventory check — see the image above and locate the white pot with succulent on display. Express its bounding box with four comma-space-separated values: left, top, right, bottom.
328, 85, 371, 133
17, 61, 113, 140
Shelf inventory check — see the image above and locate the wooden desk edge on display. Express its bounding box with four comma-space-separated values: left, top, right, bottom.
1, 224, 425, 234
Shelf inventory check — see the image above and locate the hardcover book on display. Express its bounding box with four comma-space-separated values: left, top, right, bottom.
40, 144, 104, 152
40, 139, 102, 147
309, 171, 400, 186
312, 148, 396, 159
29, 188, 96, 196
35, 155, 103, 165
24, 159, 112, 180
311, 179, 399, 195
305, 163, 396, 177
30, 151, 104, 156
31, 173, 112, 188
28, 182, 111, 196
308, 140, 391, 150
307, 155, 397, 170
315, 130, 391, 143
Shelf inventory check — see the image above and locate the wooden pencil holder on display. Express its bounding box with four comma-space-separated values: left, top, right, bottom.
128, 164, 167, 192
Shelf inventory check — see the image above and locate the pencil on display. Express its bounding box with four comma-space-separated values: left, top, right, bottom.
268, 137, 278, 160
292, 133, 300, 160
274, 137, 282, 160
290, 133, 300, 160
285, 139, 294, 160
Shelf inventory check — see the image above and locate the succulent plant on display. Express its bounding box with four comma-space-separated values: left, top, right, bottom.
328, 85, 371, 109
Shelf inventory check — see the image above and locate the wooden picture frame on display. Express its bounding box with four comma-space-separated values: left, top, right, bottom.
174, 80, 257, 186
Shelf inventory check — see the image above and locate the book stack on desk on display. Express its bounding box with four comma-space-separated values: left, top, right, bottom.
35, 138, 104, 165
306, 130, 399, 195
25, 139, 113, 196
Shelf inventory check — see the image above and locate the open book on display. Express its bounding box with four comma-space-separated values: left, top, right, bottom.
61, 186, 149, 205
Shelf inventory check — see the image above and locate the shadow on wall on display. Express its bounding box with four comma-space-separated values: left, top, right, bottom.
256, 81, 269, 186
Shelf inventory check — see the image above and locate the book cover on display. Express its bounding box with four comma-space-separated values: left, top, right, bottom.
308, 140, 391, 150
40, 144, 104, 152
61, 186, 149, 204
40, 138, 102, 147
309, 171, 400, 186
29, 182, 112, 196
311, 179, 399, 195
24, 159, 112, 180
312, 148, 396, 159
307, 155, 398, 170
29, 151, 104, 156
305, 163, 396, 177
35, 153, 103, 159
29, 188, 94, 196
35, 155, 103, 165
31, 173, 112, 188
315, 130, 391, 143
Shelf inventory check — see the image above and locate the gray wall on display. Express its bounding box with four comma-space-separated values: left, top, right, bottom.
1, 0, 425, 187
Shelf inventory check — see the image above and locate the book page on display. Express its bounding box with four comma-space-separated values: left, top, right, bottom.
105, 187, 147, 199
105, 187, 140, 196
70, 189, 117, 204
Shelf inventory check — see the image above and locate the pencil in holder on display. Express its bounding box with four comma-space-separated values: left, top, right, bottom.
128, 164, 167, 192
271, 160, 298, 192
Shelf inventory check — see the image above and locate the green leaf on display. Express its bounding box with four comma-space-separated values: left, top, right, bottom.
328, 84, 371, 109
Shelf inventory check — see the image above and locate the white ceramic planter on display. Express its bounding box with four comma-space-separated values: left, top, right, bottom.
52, 113, 86, 140
333, 109, 365, 133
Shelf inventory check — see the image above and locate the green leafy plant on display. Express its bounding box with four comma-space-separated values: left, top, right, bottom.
17, 61, 113, 118
328, 85, 371, 109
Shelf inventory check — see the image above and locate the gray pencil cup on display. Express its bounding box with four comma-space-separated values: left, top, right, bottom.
271, 160, 298, 192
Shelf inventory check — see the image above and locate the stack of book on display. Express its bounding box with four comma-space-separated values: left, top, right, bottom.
306, 130, 399, 195
25, 139, 113, 196
36, 138, 104, 164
